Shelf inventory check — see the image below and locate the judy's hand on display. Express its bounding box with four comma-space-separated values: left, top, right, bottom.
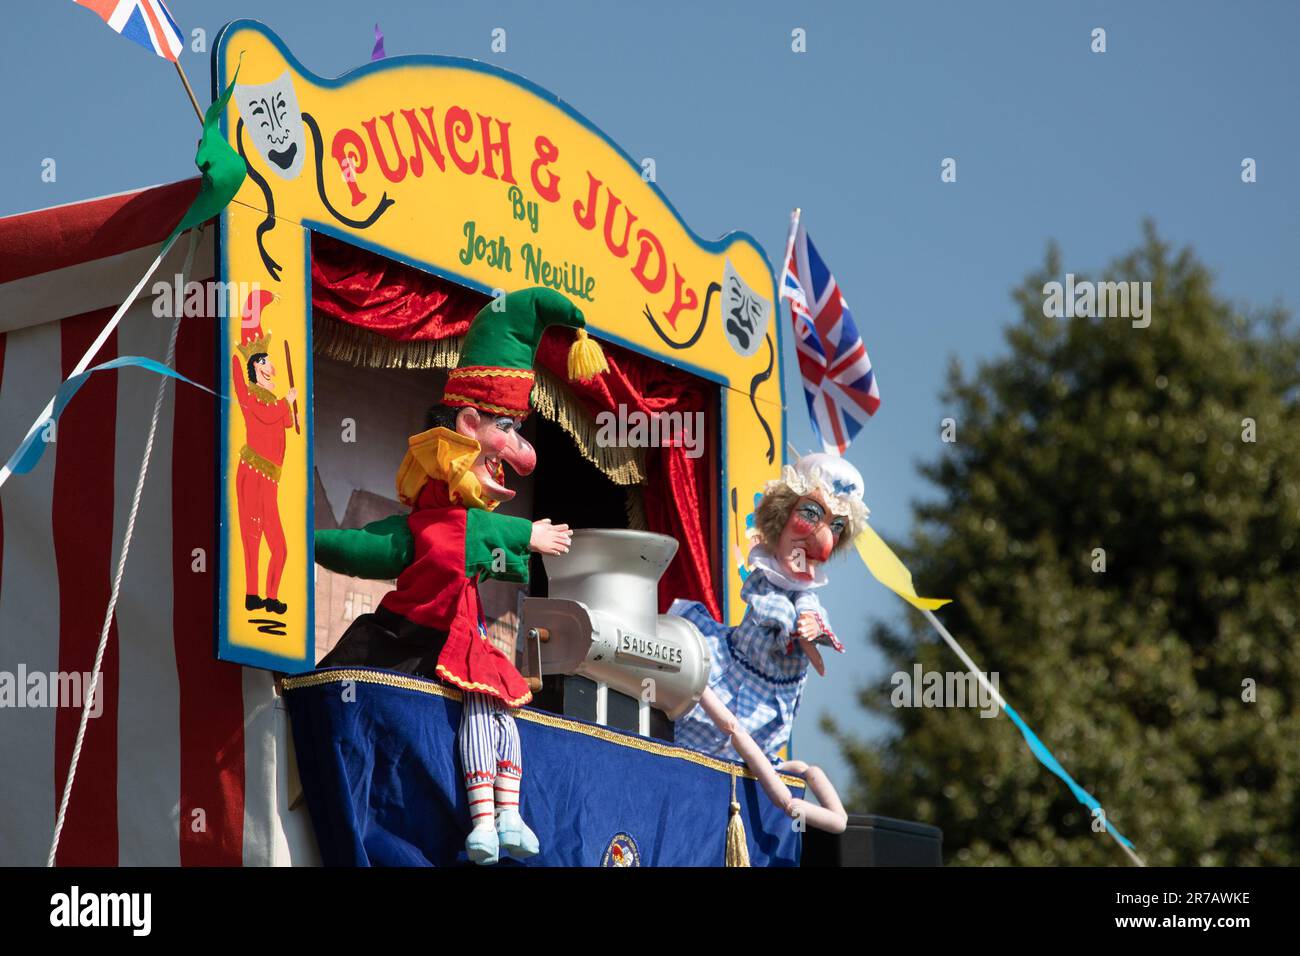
796, 613, 826, 676
529, 519, 572, 555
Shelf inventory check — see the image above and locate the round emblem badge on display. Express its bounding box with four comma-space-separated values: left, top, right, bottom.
601, 833, 641, 867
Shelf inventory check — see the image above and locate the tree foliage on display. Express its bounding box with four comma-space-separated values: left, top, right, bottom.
827, 225, 1300, 865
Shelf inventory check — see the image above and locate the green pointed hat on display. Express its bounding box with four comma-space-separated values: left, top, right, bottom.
443, 287, 608, 417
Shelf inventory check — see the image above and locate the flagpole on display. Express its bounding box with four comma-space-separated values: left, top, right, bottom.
778, 210, 801, 464
780, 207, 801, 285
174, 58, 204, 124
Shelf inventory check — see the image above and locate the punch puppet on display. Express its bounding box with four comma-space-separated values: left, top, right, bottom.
314, 287, 608, 864
672, 453, 865, 832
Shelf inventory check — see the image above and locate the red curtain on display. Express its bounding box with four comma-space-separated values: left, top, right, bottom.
312, 232, 483, 340
310, 234, 721, 618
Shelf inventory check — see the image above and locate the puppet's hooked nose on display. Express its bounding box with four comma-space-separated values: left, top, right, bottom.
502, 431, 537, 476
804, 526, 834, 564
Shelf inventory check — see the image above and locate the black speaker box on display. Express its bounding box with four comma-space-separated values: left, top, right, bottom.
530, 673, 674, 742
802, 813, 943, 867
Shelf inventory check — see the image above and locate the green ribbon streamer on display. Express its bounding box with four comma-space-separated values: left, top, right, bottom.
165, 62, 247, 246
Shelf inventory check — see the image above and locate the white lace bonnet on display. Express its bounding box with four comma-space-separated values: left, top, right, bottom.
764, 452, 870, 537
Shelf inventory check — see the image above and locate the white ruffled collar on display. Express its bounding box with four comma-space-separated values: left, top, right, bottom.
747, 544, 828, 592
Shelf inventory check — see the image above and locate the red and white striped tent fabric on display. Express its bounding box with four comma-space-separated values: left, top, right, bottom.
0, 181, 317, 865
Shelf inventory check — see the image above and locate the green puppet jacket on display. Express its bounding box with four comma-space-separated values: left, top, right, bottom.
315, 508, 532, 585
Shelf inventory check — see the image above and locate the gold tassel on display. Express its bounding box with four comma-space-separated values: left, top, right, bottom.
725, 774, 751, 867
567, 327, 609, 382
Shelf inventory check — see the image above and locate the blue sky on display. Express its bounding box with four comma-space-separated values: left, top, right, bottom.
3, 1, 1298, 791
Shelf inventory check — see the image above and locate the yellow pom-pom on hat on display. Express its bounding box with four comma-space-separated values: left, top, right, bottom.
568, 327, 609, 383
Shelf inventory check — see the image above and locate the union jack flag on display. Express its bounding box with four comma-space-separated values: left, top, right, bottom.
74, 0, 184, 62
779, 217, 881, 454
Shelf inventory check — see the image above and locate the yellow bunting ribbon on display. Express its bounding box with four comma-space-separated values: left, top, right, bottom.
853, 525, 951, 611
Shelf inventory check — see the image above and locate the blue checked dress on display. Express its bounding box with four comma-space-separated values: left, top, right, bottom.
671, 567, 841, 764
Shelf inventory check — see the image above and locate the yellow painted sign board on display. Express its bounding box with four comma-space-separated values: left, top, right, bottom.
214, 20, 784, 671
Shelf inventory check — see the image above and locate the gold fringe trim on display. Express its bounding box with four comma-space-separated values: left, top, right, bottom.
282, 668, 805, 787
314, 317, 646, 486
313, 316, 464, 371
449, 367, 536, 381
239, 444, 282, 482
434, 662, 533, 708
247, 382, 280, 406
440, 393, 531, 417
624, 485, 648, 531
530, 365, 645, 486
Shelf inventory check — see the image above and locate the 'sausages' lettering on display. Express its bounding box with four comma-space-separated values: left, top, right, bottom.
618, 631, 683, 666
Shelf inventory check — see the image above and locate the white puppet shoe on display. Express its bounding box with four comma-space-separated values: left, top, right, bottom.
465, 823, 500, 865
496, 809, 539, 858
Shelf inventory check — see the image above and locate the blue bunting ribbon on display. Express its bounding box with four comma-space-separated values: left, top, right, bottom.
3, 356, 222, 478
1002, 702, 1135, 850
914, 608, 1142, 862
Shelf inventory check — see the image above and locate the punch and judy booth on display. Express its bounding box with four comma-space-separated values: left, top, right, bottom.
220, 21, 800, 866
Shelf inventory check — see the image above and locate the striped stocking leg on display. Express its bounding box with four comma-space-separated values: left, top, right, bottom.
491, 708, 538, 857
494, 709, 523, 817
459, 692, 499, 831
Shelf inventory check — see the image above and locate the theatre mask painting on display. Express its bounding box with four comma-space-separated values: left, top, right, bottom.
721, 258, 772, 358
235, 71, 306, 180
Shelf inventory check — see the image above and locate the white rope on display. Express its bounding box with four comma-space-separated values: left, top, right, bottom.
47, 228, 199, 866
